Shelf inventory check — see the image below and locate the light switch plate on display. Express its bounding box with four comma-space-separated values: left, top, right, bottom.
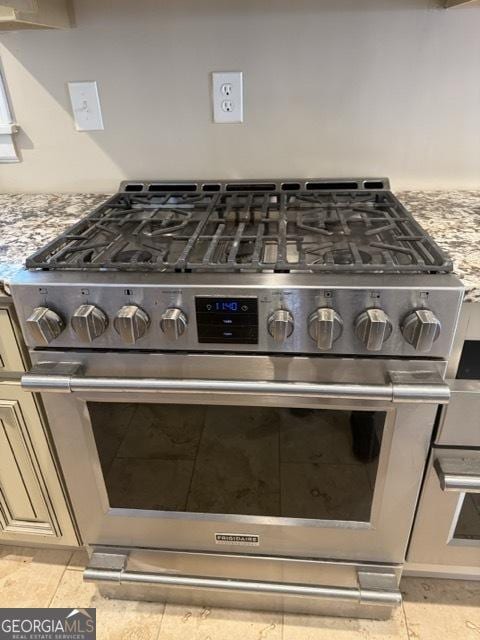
68, 81, 104, 131
212, 71, 243, 124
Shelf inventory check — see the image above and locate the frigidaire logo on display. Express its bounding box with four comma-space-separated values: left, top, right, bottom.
0, 608, 96, 640
215, 532, 260, 546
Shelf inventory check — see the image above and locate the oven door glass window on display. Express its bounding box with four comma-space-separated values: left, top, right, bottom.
88, 403, 386, 522
454, 494, 480, 541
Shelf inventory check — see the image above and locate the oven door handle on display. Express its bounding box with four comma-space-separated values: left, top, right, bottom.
21, 363, 450, 404
434, 454, 480, 493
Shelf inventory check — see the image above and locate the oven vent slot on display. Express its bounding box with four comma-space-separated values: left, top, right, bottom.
306, 181, 359, 191
363, 181, 385, 190
226, 183, 277, 192
202, 184, 221, 192
281, 182, 301, 191
148, 183, 197, 192
124, 183, 145, 192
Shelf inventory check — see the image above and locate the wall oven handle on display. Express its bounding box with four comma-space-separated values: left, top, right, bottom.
84, 566, 402, 607
21, 362, 450, 404
434, 455, 480, 493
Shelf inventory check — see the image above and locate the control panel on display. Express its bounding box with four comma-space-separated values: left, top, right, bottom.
12, 276, 463, 359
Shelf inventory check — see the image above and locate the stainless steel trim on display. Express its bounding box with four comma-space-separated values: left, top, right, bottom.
434, 456, 480, 493
21, 364, 450, 403
21, 363, 82, 392
83, 567, 402, 607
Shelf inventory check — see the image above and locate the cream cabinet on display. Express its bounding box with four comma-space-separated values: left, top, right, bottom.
0, 309, 25, 372
0, 304, 78, 546
0, 0, 71, 30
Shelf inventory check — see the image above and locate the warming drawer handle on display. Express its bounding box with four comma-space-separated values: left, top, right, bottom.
21, 364, 450, 404
83, 566, 402, 607
434, 456, 480, 493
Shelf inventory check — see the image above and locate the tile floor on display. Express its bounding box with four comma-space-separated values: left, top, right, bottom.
0, 545, 479, 639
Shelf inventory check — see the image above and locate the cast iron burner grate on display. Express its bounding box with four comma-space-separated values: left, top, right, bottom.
25, 187, 452, 274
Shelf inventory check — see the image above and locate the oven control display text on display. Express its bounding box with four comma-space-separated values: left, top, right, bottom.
195, 297, 258, 344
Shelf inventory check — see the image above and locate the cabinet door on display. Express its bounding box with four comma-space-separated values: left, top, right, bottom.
0, 381, 78, 546
0, 309, 25, 372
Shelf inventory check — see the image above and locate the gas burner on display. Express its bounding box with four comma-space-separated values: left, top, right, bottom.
325, 248, 374, 266
138, 210, 193, 238
112, 249, 154, 264
25, 180, 452, 275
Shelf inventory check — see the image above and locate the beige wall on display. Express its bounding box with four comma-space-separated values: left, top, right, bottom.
0, 0, 479, 193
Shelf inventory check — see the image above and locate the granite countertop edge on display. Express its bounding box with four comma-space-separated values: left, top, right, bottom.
1, 191, 479, 303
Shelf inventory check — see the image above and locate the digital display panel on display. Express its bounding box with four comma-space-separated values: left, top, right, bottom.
195, 297, 258, 344
214, 301, 239, 312
195, 298, 257, 315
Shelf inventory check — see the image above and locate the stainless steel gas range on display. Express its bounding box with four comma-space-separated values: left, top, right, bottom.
11, 178, 464, 619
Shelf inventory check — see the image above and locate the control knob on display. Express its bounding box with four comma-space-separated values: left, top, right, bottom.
402, 309, 441, 353
308, 308, 343, 351
355, 308, 392, 352
72, 304, 108, 342
114, 305, 150, 345
160, 308, 187, 340
26, 307, 64, 345
267, 309, 294, 343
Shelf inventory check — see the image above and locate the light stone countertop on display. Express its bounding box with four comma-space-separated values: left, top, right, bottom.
0, 191, 479, 301
0, 193, 108, 286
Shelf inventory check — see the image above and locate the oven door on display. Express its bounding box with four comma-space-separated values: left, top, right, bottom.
23, 352, 448, 564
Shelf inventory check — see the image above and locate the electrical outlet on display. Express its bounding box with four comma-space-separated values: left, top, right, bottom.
68, 81, 104, 131
212, 72, 243, 124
